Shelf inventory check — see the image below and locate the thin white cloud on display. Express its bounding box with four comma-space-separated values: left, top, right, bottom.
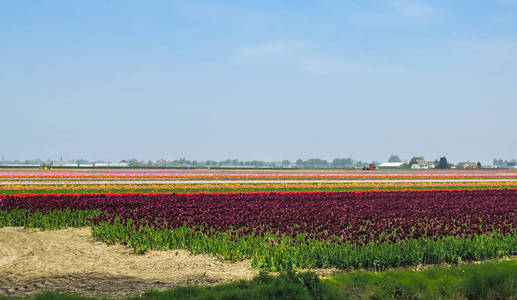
298, 58, 345, 73
497, 0, 517, 6
297, 58, 403, 74
390, 0, 436, 19
235, 41, 309, 60
236, 42, 404, 75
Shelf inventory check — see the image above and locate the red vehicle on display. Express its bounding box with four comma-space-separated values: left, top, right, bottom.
362, 163, 376, 171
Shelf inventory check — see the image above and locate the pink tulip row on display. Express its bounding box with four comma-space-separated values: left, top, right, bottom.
1, 170, 517, 180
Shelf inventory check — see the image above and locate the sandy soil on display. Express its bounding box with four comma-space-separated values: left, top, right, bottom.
0, 227, 256, 298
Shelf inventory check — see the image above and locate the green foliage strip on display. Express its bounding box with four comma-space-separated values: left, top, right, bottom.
1, 209, 517, 271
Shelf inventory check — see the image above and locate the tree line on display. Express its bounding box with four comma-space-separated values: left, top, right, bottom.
125, 158, 371, 168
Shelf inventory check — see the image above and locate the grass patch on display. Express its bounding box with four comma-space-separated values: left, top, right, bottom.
329, 259, 517, 299
1, 260, 516, 299
0, 271, 336, 300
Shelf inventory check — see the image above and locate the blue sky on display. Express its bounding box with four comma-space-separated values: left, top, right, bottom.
1, 0, 516, 164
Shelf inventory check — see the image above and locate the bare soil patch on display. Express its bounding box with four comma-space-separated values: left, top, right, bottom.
0, 227, 256, 298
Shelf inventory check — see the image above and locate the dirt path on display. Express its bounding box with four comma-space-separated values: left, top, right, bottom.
0, 227, 256, 298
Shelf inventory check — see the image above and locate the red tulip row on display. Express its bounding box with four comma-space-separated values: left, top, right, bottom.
2, 189, 516, 244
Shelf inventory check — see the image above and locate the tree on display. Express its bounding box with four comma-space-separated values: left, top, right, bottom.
128, 158, 140, 168
295, 159, 304, 168
304, 158, 328, 168
477, 162, 482, 168
281, 160, 290, 167
388, 155, 401, 162
438, 157, 449, 169
493, 158, 505, 167
219, 159, 231, 166
332, 158, 353, 168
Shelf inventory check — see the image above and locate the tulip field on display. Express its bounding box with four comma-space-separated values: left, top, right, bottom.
1, 168, 517, 271
1, 168, 517, 195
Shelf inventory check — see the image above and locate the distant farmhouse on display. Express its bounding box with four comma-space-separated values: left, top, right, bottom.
378, 162, 409, 169
456, 162, 479, 169
426, 161, 436, 169
78, 163, 94, 167
379, 160, 438, 169
0, 163, 40, 167
52, 161, 78, 167
411, 159, 431, 169
93, 161, 129, 167
45, 161, 129, 167
507, 161, 517, 169
107, 161, 129, 167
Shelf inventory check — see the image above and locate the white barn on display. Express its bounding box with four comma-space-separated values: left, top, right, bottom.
378, 162, 409, 169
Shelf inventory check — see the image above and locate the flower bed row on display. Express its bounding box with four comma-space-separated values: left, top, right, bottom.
1, 183, 516, 196
1, 189, 517, 270
3, 190, 517, 243
2, 170, 517, 180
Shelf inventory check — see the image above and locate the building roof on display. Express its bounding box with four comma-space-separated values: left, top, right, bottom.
457, 162, 478, 168
379, 162, 407, 167
457, 161, 477, 166
415, 159, 427, 165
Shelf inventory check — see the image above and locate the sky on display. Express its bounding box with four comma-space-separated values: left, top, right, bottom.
1, 0, 516, 164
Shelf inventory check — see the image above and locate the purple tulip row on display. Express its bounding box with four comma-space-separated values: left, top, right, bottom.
2, 190, 516, 244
